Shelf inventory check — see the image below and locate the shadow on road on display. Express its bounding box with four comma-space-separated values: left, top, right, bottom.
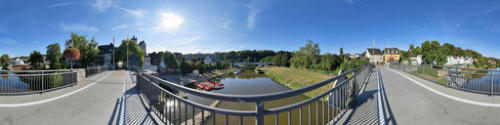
380, 72, 397, 125
108, 98, 121, 125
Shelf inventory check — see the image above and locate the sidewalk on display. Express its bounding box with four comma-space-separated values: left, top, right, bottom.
0, 71, 112, 104
386, 67, 500, 104
335, 68, 378, 125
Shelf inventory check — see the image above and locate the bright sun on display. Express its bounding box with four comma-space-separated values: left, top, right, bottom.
158, 12, 184, 32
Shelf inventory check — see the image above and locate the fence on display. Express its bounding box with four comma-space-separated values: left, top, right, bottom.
135, 64, 373, 125
389, 64, 500, 95
86, 65, 109, 77
0, 70, 77, 95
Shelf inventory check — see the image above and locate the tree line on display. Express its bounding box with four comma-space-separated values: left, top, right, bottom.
0, 33, 146, 70
400, 40, 499, 69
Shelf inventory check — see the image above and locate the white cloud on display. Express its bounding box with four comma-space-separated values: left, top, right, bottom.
60, 23, 98, 32
144, 12, 184, 33
92, 0, 113, 12
112, 24, 128, 30
246, 0, 273, 30
222, 20, 233, 29
48, 2, 86, 8
114, 5, 145, 18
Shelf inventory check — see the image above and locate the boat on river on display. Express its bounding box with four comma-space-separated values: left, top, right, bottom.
195, 82, 215, 91
195, 81, 224, 90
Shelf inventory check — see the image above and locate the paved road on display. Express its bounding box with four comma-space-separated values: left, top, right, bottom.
0, 71, 136, 125
379, 66, 500, 125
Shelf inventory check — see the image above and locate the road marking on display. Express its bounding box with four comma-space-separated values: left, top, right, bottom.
0, 72, 112, 108
387, 68, 500, 107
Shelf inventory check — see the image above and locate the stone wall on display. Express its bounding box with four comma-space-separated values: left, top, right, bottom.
72, 68, 86, 82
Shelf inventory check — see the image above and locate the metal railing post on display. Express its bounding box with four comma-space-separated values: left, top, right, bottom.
41, 71, 44, 93
491, 69, 494, 96
256, 101, 264, 125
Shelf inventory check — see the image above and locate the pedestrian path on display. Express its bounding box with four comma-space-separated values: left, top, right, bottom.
336, 69, 378, 125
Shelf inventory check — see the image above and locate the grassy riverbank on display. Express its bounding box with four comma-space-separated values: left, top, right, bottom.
260, 66, 334, 97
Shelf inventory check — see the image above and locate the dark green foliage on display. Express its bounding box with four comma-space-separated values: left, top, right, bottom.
46, 43, 63, 69
409, 40, 497, 68
0, 54, 10, 69
163, 51, 177, 68
271, 51, 292, 67
417, 65, 438, 77
64, 33, 99, 67
115, 38, 145, 67
29, 51, 44, 69
290, 40, 320, 69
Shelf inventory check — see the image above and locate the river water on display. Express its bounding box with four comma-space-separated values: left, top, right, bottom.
0, 73, 30, 93
202, 69, 334, 125
461, 68, 500, 93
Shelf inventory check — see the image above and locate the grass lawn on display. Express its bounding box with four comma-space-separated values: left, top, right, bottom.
260, 66, 335, 97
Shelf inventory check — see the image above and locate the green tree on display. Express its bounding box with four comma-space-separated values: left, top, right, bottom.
163, 51, 177, 69
290, 40, 320, 69
0, 54, 10, 70
115, 38, 145, 67
64, 33, 99, 67
29, 51, 44, 69
339, 47, 344, 61
46, 43, 63, 69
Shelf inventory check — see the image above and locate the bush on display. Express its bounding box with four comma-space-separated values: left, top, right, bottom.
417, 65, 438, 77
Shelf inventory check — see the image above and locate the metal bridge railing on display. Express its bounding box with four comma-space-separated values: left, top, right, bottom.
376, 68, 386, 125
390, 64, 500, 96
0, 70, 77, 95
85, 65, 109, 77
136, 64, 373, 125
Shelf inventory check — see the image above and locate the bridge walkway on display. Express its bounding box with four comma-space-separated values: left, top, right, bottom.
379, 66, 500, 125
124, 71, 161, 125
0, 70, 161, 125
336, 68, 378, 125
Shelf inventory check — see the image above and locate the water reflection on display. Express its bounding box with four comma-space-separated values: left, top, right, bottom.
202, 69, 334, 125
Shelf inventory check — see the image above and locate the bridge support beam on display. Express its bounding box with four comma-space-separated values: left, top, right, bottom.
256, 101, 264, 125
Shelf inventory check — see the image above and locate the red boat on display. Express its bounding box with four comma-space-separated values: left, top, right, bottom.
195, 82, 215, 91
206, 81, 224, 86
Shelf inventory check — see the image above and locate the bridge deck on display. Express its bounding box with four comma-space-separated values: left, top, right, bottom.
380, 66, 500, 125
0, 70, 160, 125
336, 68, 378, 125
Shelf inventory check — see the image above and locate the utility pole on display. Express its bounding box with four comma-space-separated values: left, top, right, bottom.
113, 36, 115, 70
127, 36, 129, 70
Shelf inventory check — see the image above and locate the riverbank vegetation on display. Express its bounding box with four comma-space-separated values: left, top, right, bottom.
399, 40, 499, 69
260, 40, 369, 97
261, 66, 333, 97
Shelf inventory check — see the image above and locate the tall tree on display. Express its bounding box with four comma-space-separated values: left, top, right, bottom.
64, 33, 99, 67
339, 47, 344, 61
290, 40, 320, 69
0, 54, 10, 70
29, 51, 44, 69
46, 43, 62, 69
115, 38, 145, 67
409, 44, 415, 56
163, 51, 177, 68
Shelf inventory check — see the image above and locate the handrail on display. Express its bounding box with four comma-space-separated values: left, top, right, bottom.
136, 64, 373, 125
377, 68, 386, 125
141, 66, 360, 102
0, 71, 78, 95
138, 74, 257, 116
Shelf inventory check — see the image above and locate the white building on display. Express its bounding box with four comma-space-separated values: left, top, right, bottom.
444, 56, 473, 66
97, 43, 114, 68
363, 48, 384, 64
409, 55, 423, 65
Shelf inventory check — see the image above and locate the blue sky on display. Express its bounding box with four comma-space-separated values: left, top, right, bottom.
0, 0, 499, 58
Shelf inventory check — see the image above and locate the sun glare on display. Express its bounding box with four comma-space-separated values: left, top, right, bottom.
158, 12, 184, 32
